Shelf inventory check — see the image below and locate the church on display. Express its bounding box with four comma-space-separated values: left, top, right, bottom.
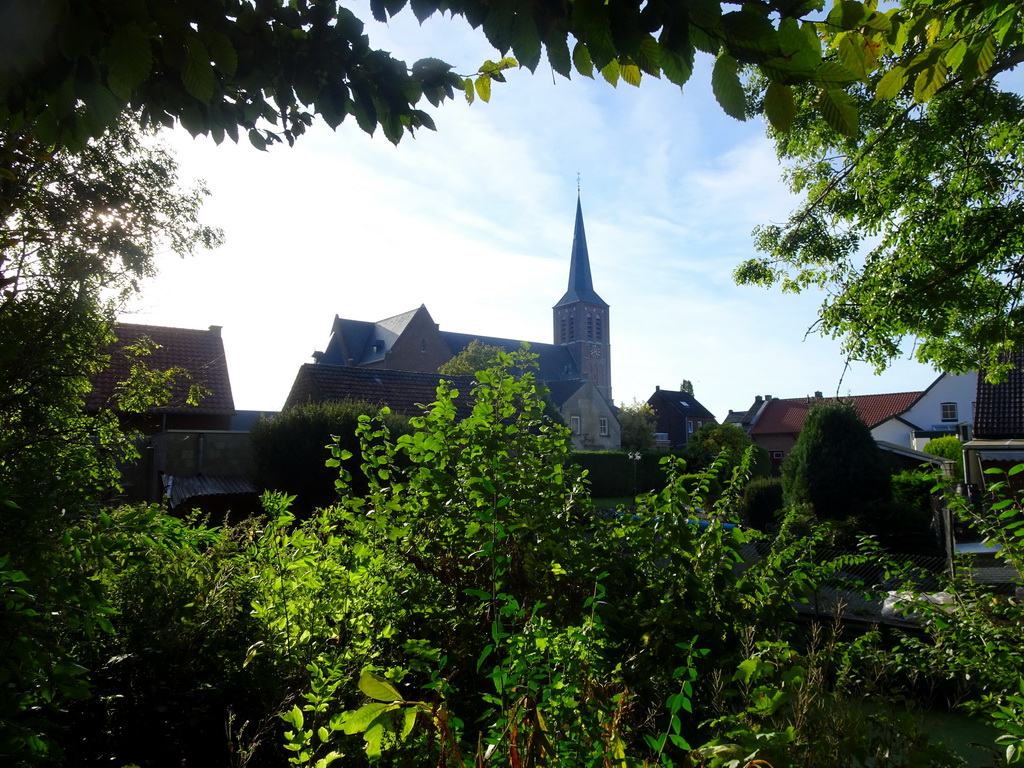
284, 196, 621, 450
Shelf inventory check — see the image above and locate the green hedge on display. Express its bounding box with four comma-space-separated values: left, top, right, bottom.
571, 451, 687, 498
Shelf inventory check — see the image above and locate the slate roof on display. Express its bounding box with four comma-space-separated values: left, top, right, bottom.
975, 352, 1024, 439
555, 196, 607, 308
437, 331, 582, 382
750, 392, 922, 435
649, 389, 716, 420
284, 365, 477, 416
86, 323, 235, 415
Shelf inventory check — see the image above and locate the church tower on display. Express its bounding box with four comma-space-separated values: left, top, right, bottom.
553, 195, 612, 404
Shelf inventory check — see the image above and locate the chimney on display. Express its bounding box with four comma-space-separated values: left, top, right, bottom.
208, 325, 222, 337
814, 390, 823, 399
656, 385, 660, 391
754, 395, 762, 404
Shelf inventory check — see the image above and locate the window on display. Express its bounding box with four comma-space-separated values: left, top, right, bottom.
687, 420, 694, 433
570, 416, 581, 435
697, 421, 703, 429
771, 451, 784, 460
599, 417, 608, 436
596, 316, 603, 341
941, 402, 958, 422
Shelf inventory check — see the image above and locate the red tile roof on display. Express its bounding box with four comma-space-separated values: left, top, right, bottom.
750, 391, 922, 435
86, 323, 235, 415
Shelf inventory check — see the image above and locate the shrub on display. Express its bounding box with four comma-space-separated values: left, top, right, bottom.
783, 401, 892, 524
923, 435, 964, 481
739, 476, 785, 532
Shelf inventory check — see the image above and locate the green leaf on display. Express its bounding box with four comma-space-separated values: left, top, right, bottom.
474, 74, 492, 103
837, 31, 875, 80
913, 59, 947, 103
358, 671, 403, 702
764, 81, 796, 133
600, 58, 621, 86
816, 87, 858, 136
104, 23, 152, 92
341, 703, 391, 735
463, 77, 475, 103
572, 42, 595, 79
510, 12, 542, 71
400, 706, 417, 739
960, 34, 997, 80
204, 31, 238, 77
874, 65, 908, 100
546, 29, 572, 77
182, 37, 215, 104
711, 55, 746, 121
620, 62, 642, 87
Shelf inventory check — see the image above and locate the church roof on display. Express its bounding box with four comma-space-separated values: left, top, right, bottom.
555, 196, 607, 308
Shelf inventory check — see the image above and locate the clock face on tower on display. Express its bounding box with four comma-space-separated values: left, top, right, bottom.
589, 344, 602, 358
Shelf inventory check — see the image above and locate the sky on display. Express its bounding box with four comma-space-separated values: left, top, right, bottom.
120, 5, 942, 421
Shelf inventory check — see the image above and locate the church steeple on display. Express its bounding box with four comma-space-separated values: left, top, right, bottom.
556, 195, 607, 308
553, 194, 612, 404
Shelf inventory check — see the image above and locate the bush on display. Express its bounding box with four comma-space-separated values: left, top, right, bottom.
783, 401, 892, 524
923, 435, 964, 481
250, 400, 411, 514
739, 476, 785, 532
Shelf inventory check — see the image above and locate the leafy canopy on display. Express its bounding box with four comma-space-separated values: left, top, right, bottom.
2, 0, 1021, 153
740, 77, 1024, 381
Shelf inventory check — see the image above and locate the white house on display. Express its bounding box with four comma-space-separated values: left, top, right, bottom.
871, 372, 976, 450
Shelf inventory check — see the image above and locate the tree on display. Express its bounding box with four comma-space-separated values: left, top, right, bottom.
739, 74, 1024, 382
1, 0, 1017, 155
0, 119, 218, 762
782, 401, 892, 523
680, 379, 694, 395
684, 422, 770, 478
618, 399, 657, 452
438, 339, 505, 375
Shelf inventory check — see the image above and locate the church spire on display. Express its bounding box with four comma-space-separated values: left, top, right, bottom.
556, 195, 607, 307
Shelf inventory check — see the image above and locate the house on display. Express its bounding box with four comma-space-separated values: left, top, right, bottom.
735, 372, 977, 469
870, 372, 976, 450
746, 391, 922, 468
87, 323, 258, 511
297, 195, 620, 450
647, 387, 716, 448
964, 354, 1024, 489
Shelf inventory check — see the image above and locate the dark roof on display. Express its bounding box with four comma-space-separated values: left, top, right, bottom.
975, 352, 1024, 438
545, 379, 587, 407
555, 196, 607, 308
163, 474, 257, 509
437, 331, 581, 382
86, 323, 235, 415
284, 365, 477, 416
648, 388, 716, 420
750, 392, 921, 435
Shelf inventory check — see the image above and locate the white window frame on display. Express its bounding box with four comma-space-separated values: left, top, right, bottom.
687, 420, 694, 433
599, 417, 608, 436
940, 402, 958, 422
570, 415, 581, 435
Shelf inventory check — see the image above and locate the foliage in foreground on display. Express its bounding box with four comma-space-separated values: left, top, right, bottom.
13, 353, 1022, 767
